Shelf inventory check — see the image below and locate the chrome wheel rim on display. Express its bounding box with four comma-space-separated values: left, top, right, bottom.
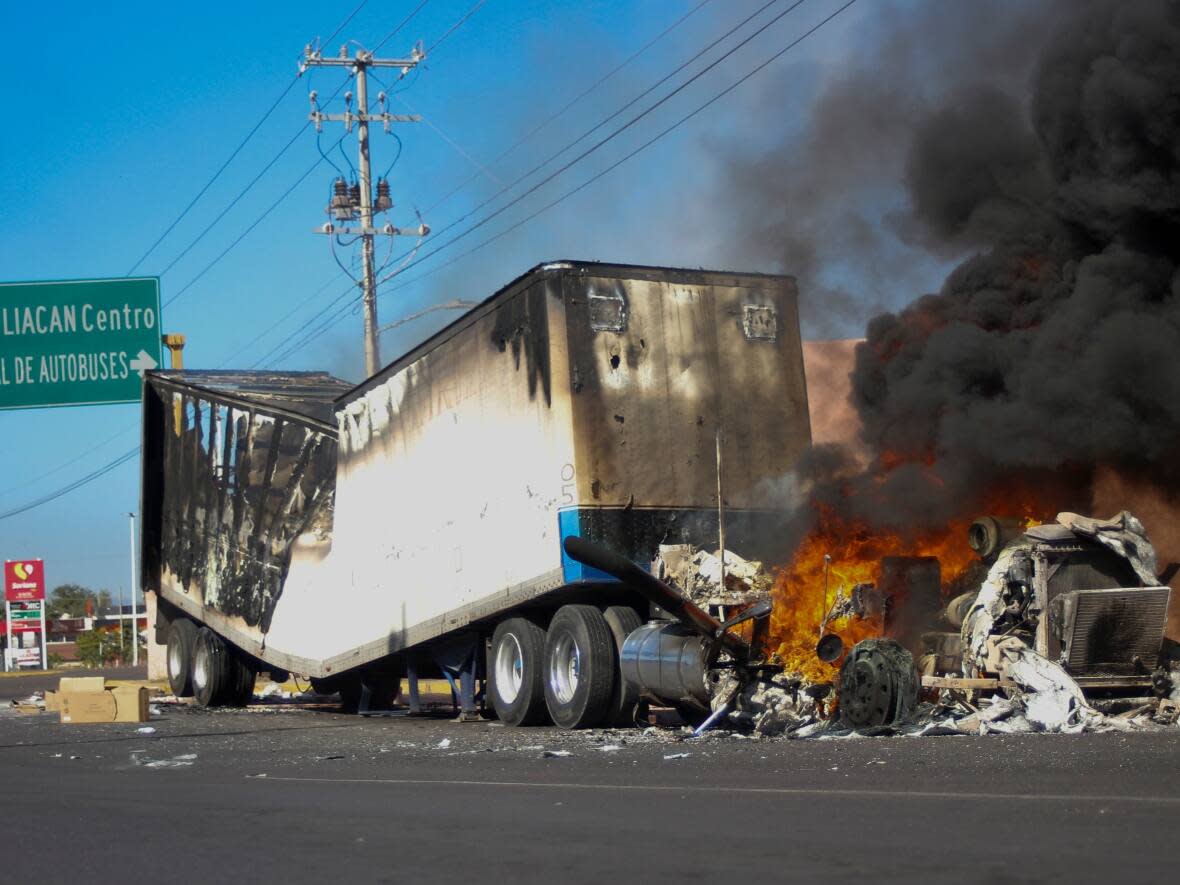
548, 633, 580, 705
495, 633, 524, 704
192, 643, 209, 692
168, 641, 183, 679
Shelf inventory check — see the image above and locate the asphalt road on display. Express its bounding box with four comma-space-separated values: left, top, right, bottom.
1, 683, 1178, 885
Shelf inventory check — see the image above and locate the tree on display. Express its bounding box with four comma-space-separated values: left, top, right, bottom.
46, 584, 93, 619
45, 584, 114, 619
74, 625, 141, 668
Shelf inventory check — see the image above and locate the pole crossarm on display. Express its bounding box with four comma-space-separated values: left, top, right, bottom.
311, 113, 421, 123
299, 47, 424, 74
315, 223, 430, 237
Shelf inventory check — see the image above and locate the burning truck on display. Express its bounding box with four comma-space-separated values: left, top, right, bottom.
138, 259, 1178, 735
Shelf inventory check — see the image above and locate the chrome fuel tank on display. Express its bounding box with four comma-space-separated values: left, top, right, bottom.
619, 621, 711, 707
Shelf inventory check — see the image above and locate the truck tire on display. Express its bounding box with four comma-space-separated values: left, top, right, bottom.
191, 627, 240, 707
602, 605, 643, 726
543, 605, 614, 729
228, 652, 257, 707
166, 619, 198, 698
489, 617, 548, 726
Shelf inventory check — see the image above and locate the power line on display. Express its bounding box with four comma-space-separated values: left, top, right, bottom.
0, 425, 133, 498
155, 122, 315, 281
426, 0, 485, 54
217, 274, 347, 367
296, 0, 854, 353
326, 0, 811, 320
372, 0, 431, 52
425, 0, 712, 215
165, 134, 346, 308
124, 0, 370, 276
418, 0, 786, 239
260, 0, 795, 365
0, 448, 138, 523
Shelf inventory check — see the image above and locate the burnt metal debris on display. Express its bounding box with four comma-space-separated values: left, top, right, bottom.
141, 371, 351, 632
577, 510, 1180, 739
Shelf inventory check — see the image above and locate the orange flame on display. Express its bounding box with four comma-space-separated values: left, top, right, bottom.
768, 486, 1046, 683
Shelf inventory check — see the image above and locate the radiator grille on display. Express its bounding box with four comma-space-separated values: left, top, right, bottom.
1058, 587, 1171, 671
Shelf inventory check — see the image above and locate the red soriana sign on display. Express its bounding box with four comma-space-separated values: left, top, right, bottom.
4, 560, 45, 602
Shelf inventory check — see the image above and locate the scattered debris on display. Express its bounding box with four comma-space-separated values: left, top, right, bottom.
257, 683, 293, 700
542, 750, 572, 758
136, 726, 156, 735
663, 752, 691, 760
436, 738, 451, 749
653, 545, 772, 608
131, 751, 196, 768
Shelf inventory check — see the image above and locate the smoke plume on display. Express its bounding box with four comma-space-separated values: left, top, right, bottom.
729, 0, 1180, 537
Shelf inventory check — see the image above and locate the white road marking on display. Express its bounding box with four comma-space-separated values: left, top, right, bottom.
249, 776, 1180, 805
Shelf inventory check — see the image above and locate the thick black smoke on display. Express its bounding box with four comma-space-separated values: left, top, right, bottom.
734, 0, 1180, 538
851, 0, 1180, 523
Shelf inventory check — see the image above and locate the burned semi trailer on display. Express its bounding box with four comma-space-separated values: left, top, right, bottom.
140, 261, 812, 726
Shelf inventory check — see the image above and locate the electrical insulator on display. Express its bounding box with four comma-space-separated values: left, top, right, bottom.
329, 178, 352, 220
374, 178, 393, 213
348, 182, 362, 212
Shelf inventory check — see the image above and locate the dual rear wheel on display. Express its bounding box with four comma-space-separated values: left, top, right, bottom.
488, 604, 643, 729
166, 619, 256, 707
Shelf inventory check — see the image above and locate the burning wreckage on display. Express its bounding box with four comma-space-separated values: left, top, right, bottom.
139, 263, 1178, 739
588, 510, 1179, 739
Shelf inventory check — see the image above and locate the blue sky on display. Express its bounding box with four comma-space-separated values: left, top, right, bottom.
0, 0, 948, 595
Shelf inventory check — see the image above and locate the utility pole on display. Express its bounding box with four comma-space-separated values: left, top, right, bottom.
128, 512, 138, 666
301, 43, 430, 377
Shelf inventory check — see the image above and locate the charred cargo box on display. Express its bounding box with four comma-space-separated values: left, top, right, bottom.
141, 261, 810, 681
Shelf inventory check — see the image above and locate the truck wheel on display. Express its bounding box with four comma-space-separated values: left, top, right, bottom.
166, 619, 198, 698
489, 617, 548, 726
543, 605, 614, 729
192, 627, 233, 707
602, 605, 643, 726
227, 652, 257, 707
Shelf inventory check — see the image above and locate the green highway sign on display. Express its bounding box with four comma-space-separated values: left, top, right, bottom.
0, 277, 162, 409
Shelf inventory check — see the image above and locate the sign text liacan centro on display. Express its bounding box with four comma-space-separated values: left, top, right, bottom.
0, 277, 163, 409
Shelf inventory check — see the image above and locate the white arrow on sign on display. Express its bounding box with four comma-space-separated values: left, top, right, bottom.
129, 349, 158, 378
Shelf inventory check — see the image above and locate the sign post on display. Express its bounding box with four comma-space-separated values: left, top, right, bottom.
0, 277, 162, 410
4, 560, 46, 669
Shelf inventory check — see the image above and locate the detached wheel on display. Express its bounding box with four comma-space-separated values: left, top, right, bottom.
166, 619, 198, 697
544, 605, 614, 729
602, 605, 643, 726
489, 616, 548, 726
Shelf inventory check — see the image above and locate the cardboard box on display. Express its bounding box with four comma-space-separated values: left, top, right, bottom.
110, 685, 150, 723
60, 690, 117, 723
57, 677, 149, 724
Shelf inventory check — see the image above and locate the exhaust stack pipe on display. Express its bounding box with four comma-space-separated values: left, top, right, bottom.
562, 535, 750, 659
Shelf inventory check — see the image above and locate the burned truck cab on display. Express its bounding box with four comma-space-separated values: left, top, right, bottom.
959, 513, 1172, 694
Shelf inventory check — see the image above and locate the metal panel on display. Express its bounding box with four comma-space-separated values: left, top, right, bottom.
561, 273, 810, 555
1057, 586, 1171, 670
148, 375, 340, 637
